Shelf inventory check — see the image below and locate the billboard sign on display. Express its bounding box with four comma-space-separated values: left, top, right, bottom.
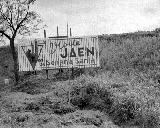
18, 36, 99, 71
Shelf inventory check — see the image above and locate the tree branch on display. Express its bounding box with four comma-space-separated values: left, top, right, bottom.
0, 30, 11, 40
12, 10, 29, 39
16, 6, 20, 24
9, 7, 15, 31
0, 5, 15, 31
16, 12, 29, 30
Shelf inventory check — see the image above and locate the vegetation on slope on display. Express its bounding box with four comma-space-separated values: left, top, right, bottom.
1, 29, 160, 127
99, 29, 160, 72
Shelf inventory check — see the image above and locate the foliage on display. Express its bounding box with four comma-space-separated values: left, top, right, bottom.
2, 28, 160, 127
0, 0, 43, 82
99, 32, 160, 72
0, 0, 42, 37
70, 73, 160, 127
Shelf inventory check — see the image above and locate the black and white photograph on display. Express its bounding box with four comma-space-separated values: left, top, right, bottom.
0, 0, 160, 128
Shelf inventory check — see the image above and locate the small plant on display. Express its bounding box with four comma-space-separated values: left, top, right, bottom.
25, 102, 40, 112
109, 99, 139, 126
136, 109, 160, 128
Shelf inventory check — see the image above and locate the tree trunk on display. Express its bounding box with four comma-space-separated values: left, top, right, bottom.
10, 39, 19, 83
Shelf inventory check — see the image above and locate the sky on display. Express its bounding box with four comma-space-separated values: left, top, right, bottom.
30, 0, 160, 38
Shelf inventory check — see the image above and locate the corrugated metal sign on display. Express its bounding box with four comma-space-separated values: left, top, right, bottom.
18, 36, 99, 71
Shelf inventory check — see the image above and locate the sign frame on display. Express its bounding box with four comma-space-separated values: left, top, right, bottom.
18, 36, 100, 71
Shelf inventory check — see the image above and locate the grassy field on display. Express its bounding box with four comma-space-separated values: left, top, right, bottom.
0, 29, 160, 127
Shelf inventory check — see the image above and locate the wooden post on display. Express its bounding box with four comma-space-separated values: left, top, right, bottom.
67, 34, 71, 105
44, 29, 46, 38
67, 23, 68, 37
34, 70, 37, 75
46, 69, 49, 79
68, 68, 71, 105
44, 29, 49, 79
57, 26, 59, 37
70, 28, 72, 37
71, 67, 74, 78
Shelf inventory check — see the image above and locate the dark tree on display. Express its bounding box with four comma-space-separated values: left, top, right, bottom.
0, 0, 43, 82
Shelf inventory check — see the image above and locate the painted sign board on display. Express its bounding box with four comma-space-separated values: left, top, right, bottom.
18, 39, 46, 71
18, 36, 99, 71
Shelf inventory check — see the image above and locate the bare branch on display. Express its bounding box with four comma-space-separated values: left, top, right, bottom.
8, 6, 15, 31
16, 11, 29, 29
0, 30, 11, 39
0, 4, 15, 32
0, 0, 41, 82
16, 5, 20, 24
0, 0, 44, 39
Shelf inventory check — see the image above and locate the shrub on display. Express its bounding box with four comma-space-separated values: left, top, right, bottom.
109, 98, 139, 126
96, 87, 113, 111
70, 71, 160, 128
25, 102, 41, 112
100, 35, 160, 72
70, 81, 97, 109
71, 96, 91, 110
36, 96, 76, 115
13, 81, 41, 94
70, 76, 113, 111
135, 109, 160, 128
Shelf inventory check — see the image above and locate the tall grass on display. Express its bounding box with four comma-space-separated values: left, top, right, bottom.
1, 30, 160, 127
70, 72, 160, 127
99, 35, 160, 72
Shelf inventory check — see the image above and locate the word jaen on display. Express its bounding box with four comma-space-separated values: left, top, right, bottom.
60, 47, 94, 58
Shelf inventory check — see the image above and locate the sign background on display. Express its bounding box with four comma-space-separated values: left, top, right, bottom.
18, 36, 99, 71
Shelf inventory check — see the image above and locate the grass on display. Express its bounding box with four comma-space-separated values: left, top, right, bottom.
69, 71, 160, 127
1, 29, 160, 127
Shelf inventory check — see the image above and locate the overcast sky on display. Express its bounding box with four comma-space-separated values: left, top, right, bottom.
31, 0, 160, 38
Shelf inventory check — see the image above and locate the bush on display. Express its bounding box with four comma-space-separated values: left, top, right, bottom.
70, 73, 160, 127
143, 112, 160, 128
71, 96, 91, 110
100, 35, 160, 72
134, 109, 160, 128
36, 96, 76, 115
25, 102, 41, 112
70, 77, 113, 111
13, 81, 41, 94
109, 99, 139, 126
96, 87, 113, 111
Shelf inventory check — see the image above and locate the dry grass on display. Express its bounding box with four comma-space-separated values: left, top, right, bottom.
69, 72, 160, 128
1, 31, 160, 128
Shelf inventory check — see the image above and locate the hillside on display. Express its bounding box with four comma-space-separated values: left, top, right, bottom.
99, 29, 160, 72
0, 29, 160, 127
0, 46, 14, 86
1, 29, 160, 80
